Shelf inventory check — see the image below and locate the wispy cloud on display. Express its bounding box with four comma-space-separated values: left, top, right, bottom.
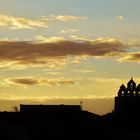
0, 93, 113, 102
35, 35, 65, 43
40, 15, 87, 22
5, 77, 76, 87
0, 14, 86, 30
60, 29, 79, 34
118, 52, 140, 63
0, 15, 48, 29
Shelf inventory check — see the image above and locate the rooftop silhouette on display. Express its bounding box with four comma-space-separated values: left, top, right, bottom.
20, 104, 82, 113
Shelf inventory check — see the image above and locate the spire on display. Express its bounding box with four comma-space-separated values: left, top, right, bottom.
127, 78, 136, 85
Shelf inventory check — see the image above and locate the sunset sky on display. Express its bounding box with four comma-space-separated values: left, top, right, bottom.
0, 0, 139, 114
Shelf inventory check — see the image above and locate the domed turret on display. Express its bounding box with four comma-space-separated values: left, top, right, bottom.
118, 84, 126, 97
120, 84, 126, 90
127, 78, 136, 90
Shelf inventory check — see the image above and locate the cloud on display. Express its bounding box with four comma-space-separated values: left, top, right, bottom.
118, 52, 140, 63
5, 77, 76, 86
0, 15, 85, 30
70, 35, 93, 41
60, 29, 79, 34
0, 15, 48, 29
0, 37, 126, 69
40, 15, 86, 22
35, 35, 65, 43
6, 78, 39, 85
88, 77, 124, 84
74, 68, 95, 73
127, 39, 140, 48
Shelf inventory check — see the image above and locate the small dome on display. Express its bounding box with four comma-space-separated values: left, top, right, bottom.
120, 84, 126, 89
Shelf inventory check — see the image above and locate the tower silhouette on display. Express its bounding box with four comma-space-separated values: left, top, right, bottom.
114, 78, 140, 115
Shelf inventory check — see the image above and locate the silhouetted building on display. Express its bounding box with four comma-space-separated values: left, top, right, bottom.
114, 78, 140, 115
1, 79, 140, 140
20, 104, 82, 113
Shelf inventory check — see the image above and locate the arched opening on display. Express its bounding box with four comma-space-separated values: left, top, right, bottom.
138, 91, 140, 96
127, 91, 130, 96
130, 83, 134, 89
121, 91, 124, 96
133, 91, 136, 96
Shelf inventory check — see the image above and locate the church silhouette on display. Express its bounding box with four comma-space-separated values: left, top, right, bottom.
114, 78, 140, 116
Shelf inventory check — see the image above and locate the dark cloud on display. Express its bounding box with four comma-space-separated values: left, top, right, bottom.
8, 78, 39, 85
6, 77, 76, 86
0, 38, 126, 67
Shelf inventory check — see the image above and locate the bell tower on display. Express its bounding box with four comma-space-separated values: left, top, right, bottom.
114, 78, 140, 115
127, 78, 136, 96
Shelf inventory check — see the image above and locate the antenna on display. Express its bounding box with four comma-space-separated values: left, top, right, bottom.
80, 101, 83, 110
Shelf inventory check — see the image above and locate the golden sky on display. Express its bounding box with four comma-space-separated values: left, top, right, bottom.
0, 0, 139, 114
